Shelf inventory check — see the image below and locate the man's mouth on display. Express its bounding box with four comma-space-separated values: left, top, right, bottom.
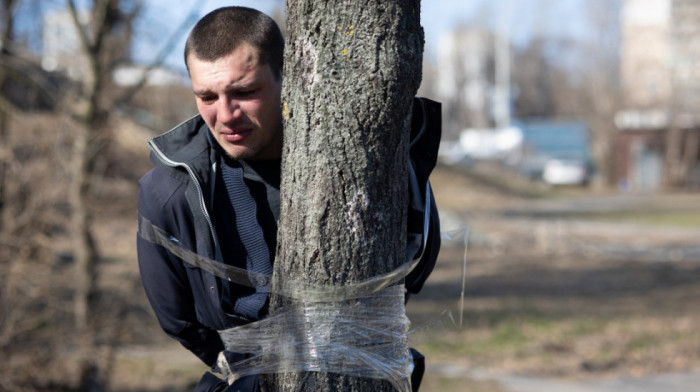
221, 126, 252, 142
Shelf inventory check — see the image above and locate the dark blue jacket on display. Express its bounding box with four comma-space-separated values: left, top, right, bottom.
137, 98, 442, 391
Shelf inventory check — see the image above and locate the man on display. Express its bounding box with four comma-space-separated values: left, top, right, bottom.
137, 6, 440, 392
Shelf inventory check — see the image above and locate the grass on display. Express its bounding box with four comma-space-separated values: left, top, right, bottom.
407, 234, 700, 379
109, 348, 209, 392
594, 211, 700, 228
409, 166, 700, 384
408, 294, 700, 379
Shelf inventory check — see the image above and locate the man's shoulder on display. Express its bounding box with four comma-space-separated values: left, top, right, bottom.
149, 115, 209, 163
138, 167, 189, 212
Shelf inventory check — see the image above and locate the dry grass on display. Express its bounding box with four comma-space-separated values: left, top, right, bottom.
405, 164, 700, 387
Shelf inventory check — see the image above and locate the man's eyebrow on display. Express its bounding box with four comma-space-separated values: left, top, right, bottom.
192, 78, 258, 96
193, 87, 213, 96
227, 80, 256, 91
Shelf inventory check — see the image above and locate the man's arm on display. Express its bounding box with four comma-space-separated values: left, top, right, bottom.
137, 234, 224, 365
404, 97, 442, 295
405, 190, 440, 295
137, 168, 224, 367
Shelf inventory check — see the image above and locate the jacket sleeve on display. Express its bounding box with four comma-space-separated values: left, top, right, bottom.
404, 97, 442, 295
192, 372, 259, 392
137, 168, 223, 367
405, 188, 440, 295
194, 372, 228, 392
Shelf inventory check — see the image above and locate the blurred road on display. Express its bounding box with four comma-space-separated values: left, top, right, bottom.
435, 169, 700, 264
428, 362, 700, 392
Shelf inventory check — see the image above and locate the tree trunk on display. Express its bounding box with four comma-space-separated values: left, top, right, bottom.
664, 125, 685, 188
0, 0, 18, 228
70, 123, 98, 332
69, 0, 104, 332
0, 74, 8, 230
589, 118, 613, 188
681, 129, 700, 185
261, 1, 423, 391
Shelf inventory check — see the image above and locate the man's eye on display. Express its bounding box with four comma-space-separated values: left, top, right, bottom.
200, 95, 217, 104
237, 89, 256, 97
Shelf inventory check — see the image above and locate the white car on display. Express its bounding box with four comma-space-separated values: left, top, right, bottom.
542, 158, 588, 186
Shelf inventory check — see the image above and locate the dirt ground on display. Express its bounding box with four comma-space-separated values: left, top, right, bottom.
408, 164, 700, 390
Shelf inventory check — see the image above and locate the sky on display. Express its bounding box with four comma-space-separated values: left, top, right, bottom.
134, 0, 594, 73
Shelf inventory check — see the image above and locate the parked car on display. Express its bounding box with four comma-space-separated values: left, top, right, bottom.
542, 158, 589, 186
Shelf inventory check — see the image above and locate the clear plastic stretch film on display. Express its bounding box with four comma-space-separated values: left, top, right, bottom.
138, 216, 469, 391
440, 227, 470, 328
138, 216, 420, 302
216, 285, 411, 391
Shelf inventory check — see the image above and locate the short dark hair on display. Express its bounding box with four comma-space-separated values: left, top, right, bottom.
184, 6, 284, 79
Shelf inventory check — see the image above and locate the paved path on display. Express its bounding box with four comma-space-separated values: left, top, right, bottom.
495, 371, 700, 392
428, 363, 700, 392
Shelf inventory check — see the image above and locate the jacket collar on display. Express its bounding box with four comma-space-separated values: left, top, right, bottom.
148, 114, 215, 186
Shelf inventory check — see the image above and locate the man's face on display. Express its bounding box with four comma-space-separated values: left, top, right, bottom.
189, 44, 283, 160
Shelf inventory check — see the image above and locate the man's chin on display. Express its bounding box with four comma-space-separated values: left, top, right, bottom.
224, 147, 256, 161
221, 138, 281, 161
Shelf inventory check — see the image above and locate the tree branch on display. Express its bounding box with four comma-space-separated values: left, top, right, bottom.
115, 2, 201, 106
66, 0, 93, 54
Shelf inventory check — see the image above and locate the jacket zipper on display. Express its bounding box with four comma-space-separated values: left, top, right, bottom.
148, 140, 219, 250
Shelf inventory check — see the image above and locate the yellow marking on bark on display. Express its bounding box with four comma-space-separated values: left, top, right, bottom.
337, 26, 354, 36
282, 101, 289, 120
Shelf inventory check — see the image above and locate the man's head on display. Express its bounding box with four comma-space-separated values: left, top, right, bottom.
185, 7, 285, 161
185, 6, 284, 79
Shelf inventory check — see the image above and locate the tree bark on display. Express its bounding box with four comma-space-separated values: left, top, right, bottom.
664, 125, 685, 188
664, 122, 700, 188
0, 0, 18, 228
262, 0, 423, 391
67, 0, 104, 334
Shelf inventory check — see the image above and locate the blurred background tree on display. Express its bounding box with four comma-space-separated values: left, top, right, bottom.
0, 0, 199, 389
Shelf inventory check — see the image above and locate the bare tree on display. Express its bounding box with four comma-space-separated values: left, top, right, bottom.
512, 37, 555, 118
571, 0, 622, 188
0, 3, 79, 390
0, 0, 201, 389
262, 0, 423, 391
665, 0, 700, 188
62, 0, 199, 388
0, 0, 18, 226
66, 0, 131, 334
64, 0, 200, 332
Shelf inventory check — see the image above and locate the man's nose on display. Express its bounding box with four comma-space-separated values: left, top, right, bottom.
218, 98, 241, 123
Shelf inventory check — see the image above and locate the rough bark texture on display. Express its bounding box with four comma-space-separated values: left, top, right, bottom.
262, 0, 423, 391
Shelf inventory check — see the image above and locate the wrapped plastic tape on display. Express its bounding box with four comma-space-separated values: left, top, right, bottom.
138, 215, 468, 391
